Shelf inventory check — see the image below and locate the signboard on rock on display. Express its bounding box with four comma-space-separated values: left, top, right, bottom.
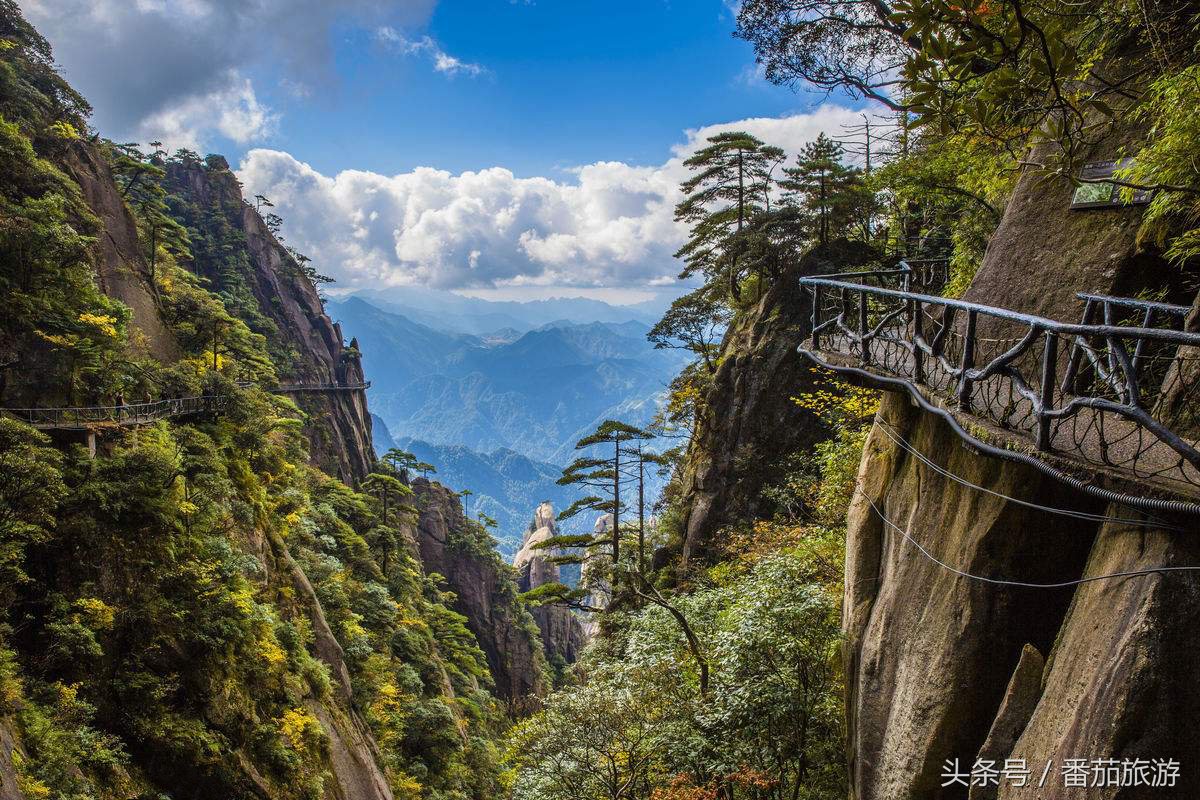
1070, 158, 1154, 210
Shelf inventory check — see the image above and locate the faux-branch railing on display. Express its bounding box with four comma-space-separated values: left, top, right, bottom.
800, 264, 1200, 511
2, 381, 371, 430
3, 395, 228, 430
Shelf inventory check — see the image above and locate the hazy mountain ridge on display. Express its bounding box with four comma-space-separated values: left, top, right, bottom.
341, 295, 681, 550
372, 414, 589, 557
330, 296, 687, 465
342, 285, 673, 336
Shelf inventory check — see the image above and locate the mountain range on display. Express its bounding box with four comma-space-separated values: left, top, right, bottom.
329, 296, 687, 465
370, 414, 589, 557
343, 285, 673, 336
333, 294, 685, 554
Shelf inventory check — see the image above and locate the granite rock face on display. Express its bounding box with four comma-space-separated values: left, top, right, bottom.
62, 144, 180, 364
0, 719, 23, 800
164, 159, 375, 483
3, 141, 181, 406
844, 393, 1098, 799
411, 478, 549, 705
843, 119, 1200, 798
996, 513, 1200, 799
579, 514, 614, 639
513, 502, 587, 668
675, 242, 881, 565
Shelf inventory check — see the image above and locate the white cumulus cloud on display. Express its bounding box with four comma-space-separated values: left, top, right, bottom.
22, 0, 437, 148
237, 106, 866, 292
135, 72, 278, 152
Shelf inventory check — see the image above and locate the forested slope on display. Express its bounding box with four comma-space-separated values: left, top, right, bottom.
0, 7, 543, 798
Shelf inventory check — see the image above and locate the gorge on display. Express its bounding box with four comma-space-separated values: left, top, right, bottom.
4, 1, 1200, 799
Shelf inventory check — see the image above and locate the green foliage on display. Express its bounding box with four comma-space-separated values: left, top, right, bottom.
675, 131, 785, 301
509, 549, 844, 800
160, 157, 296, 368
0, 112, 134, 403
781, 132, 871, 244
893, 0, 1140, 163
0, 1, 90, 134
647, 286, 730, 374
0, 7, 526, 799
106, 140, 191, 283
0, 418, 64, 604
734, 0, 1200, 270
291, 471, 510, 799
1124, 63, 1200, 265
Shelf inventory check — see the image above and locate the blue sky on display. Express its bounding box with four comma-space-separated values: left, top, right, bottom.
269, 1, 811, 177
26, 0, 867, 299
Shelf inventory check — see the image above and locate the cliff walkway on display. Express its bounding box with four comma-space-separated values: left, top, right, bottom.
799, 262, 1200, 515
276, 382, 371, 393
1, 381, 370, 431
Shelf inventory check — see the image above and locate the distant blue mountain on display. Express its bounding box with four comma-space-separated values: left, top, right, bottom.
417, 444, 585, 557
372, 414, 588, 559
335, 296, 682, 549
329, 297, 687, 465
342, 285, 676, 336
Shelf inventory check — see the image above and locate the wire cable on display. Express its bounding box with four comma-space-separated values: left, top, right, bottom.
859, 489, 1200, 588
874, 420, 1185, 532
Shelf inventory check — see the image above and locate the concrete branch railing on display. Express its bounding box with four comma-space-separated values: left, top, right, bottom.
3, 395, 227, 430
1, 380, 370, 431
275, 381, 371, 393
800, 264, 1200, 513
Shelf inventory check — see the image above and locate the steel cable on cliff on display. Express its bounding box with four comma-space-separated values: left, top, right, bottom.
859, 490, 1200, 588
874, 421, 1186, 532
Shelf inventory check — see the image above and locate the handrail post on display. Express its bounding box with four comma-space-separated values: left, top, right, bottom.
1131, 307, 1154, 371
912, 299, 925, 384
859, 290, 870, 365
1037, 330, 1058, 451
957, 310, 977, 409
811, 285, 821, 349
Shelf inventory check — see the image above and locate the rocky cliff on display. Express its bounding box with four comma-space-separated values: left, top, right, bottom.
842, 138, 1200, 798
674, 242, 879, 565
410, 478, 550, 705
42, 147, 398, 798
512, 502, 587, 669
164, 157, 375, 482
0, 10, 550, 797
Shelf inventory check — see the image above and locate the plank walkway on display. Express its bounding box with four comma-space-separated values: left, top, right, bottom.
1, 381, 370, 430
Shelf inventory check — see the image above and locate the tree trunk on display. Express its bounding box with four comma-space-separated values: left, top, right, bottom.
612, 437, 620, 593
637, 450, 645, 575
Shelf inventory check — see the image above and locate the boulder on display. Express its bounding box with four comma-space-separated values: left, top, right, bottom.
999, 511, 1200, 798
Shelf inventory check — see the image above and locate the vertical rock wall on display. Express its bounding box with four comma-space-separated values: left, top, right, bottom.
513, 502, 587, 667
844, 393, 1098, 798
844, 125, 1200, 798
997, 512, 1200, 798
676, 245, 882, 565
410, 478, 549, 704
165, 159, 375, 483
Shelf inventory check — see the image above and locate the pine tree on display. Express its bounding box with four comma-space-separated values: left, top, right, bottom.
675, 132, 784, 301
647, 286, 730, 374
781, 133, 865, 245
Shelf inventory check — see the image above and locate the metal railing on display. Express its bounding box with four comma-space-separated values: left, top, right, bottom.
3, 395, 227, 430
1, 380, 370, 430
801, 265, 1200, 508
276, 381, 371, 393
